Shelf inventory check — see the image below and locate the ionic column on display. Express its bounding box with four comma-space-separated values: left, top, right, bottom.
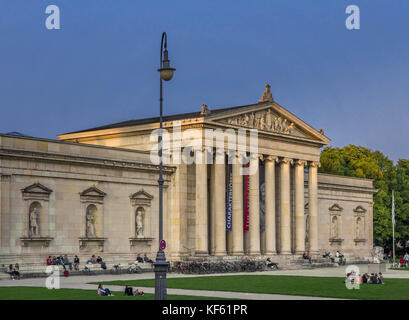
279, 157, 292, 254
248, 154, 260, 255
214, 149, 226, 256
265, 156, 277, 255
295, 160, 307, 254
195, 148, 208, 255
232, 155, 244, 255
308, 161, 319, 254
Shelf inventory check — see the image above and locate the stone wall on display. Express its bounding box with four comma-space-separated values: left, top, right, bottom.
0, 134, 174, 266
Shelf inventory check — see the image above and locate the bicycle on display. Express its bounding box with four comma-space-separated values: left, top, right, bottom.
127, 263, 142, 274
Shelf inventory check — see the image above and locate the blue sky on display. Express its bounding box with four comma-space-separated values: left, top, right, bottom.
0, 0, 408, 161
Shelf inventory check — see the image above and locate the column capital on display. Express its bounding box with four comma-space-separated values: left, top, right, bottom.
265, 155, 278, 162
295, 159, 308, 167
309, 161, 321, 168
279, 157, 293, 165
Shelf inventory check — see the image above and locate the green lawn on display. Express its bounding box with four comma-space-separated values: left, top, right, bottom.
390, 268, 409, 271
96, 274, 409, 300
0, 286, 227, 300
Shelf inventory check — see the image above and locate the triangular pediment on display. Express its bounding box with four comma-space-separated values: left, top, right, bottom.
329, 203, 343, 212
206, 102, 330, 144
80, 186, 106, 198
354, 205, 367, 214
130, 189, 154, 200
22, 183, 53, 195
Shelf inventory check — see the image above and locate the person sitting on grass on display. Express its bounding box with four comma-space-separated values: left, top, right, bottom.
97, 284, 113, 296
400, 257, 404, 268
378, 272, 384, 284
362, 273, 369, 284
134, 289, 145, 296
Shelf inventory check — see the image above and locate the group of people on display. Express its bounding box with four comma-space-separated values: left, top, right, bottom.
86, 255, 107, 269
46, 255, 80, 271
345, 272, 384, 285
136, 253, 154, 264
46, 254, 108, 271
6, 263, 20, 280
323, 250, 346, 264
96, 284, 145, 297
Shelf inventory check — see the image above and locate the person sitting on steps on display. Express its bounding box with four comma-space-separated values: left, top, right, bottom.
302, 252, 312, 264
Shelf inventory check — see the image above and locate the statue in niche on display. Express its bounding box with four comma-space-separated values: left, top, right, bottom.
136, 208, 144, 238
331, 216, 338, 238
86, 206, 97, 238
356, 217, 363, 239
29, 205, 40, 237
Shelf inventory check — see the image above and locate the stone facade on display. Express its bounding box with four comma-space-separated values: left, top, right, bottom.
0, 91, 377, 266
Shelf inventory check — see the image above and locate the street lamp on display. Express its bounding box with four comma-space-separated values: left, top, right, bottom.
154, 31, 175, 300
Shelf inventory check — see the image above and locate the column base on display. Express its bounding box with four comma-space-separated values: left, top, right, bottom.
214, 251, 227, 256
231, 251, 244, 256
264, 251, 277, 256
248, 251, 261, 256
195, 251, 209, 257
295, 250, 306, 255
279, 250, 292, 255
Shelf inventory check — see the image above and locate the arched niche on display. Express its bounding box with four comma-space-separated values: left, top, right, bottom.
78, 185, 107, 251
129, 189, 154, 246
20, 183, 53, 247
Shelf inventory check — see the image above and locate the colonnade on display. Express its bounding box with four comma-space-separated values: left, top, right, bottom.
194, 151, 319, 256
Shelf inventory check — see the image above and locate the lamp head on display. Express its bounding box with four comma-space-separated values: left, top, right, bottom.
158, 48, 176, 81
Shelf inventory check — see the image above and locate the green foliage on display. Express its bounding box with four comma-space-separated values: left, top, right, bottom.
319, 145, 407, 249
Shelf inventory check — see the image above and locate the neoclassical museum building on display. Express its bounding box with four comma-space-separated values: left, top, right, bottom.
0, 85, 376, 266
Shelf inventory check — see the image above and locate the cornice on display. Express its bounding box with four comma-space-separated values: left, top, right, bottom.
0, 148, 176, 175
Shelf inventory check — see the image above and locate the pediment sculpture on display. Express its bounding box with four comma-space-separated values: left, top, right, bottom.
225, 109, 296, 135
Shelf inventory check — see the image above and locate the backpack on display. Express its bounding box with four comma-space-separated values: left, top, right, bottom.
124, 286, 133, 296
64, 270, 69, 277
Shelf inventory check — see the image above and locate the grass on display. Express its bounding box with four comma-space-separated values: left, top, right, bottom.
0, 286, 228, 300
390, 268, 409, 271
96, 274, 409, 300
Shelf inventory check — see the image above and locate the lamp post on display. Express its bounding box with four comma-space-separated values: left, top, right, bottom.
154, 32, 175, 300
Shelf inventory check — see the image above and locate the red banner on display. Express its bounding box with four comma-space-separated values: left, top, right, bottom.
244, 163, 249, 231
